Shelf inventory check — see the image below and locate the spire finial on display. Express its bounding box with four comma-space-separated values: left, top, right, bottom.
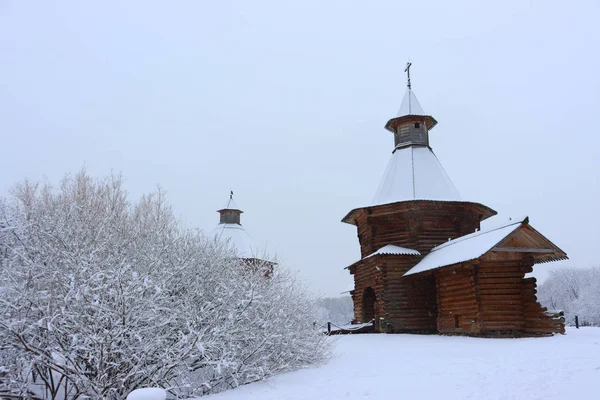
226, 190, 234, 209
404, 61, 412, 90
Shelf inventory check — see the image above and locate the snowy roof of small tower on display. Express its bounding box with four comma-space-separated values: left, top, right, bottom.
214, 223, 255, 258
365, 244, 421, 258
403, 217, 526, 276
397, 87, 425, 116
218, 195, 242, 212
372, 146, 461, 205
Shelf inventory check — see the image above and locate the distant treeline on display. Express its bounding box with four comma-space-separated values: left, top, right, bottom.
538, 267, 600, 327
316, 296, 354, 326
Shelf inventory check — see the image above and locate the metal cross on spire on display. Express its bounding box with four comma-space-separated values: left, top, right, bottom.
404, 61, 412, 89
225, 190, 234, 208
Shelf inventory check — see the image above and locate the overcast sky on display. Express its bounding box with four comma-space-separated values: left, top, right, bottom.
1, 0, 599, 297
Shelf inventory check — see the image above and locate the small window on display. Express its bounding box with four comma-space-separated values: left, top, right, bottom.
414, 122, 420, 129
454, 314, 460, 328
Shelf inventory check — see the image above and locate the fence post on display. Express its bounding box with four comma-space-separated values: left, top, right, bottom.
575, 316, 579, 329
327, 322, 331, 335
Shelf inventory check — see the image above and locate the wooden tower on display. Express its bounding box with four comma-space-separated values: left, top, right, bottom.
215, 192, 274, 275
343, 66, 567, 336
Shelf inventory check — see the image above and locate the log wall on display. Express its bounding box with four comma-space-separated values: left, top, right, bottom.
351, 201, 490, 258
522, 277, 565, 335
432, 252, 565, 336
477, 260, 526, 333
435, 265, 481, 334
477, 252, 564, 335
382, 257, 437, 333
349, 257, 385, 325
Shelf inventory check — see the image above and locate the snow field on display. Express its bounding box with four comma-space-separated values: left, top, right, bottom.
206, 327, 600, 400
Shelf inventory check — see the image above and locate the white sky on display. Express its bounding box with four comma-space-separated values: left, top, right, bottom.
1, 0, 599, 297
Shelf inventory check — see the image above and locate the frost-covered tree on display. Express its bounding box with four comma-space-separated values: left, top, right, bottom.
538, 267, 600, 326
0, 171, 328, 399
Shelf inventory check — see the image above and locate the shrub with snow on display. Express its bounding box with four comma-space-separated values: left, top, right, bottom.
0, 171, 329, 399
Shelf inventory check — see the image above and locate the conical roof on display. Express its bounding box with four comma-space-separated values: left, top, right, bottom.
385, 87, 437, 132
217, 194, 242, 212
214, 223, 255, 258
397, 87, 425, 116
372, 146, 461, 205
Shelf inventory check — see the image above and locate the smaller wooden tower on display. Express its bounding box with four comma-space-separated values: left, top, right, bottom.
214, 192, 274, 275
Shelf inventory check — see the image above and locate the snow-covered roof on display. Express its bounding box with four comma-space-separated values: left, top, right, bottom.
365, 244, 421, 258
340, 283, 354, 294
397, 87, 425, 116
403, 217, 526, 277
372, 146, 461, 205
344, 244, 421, 271
218, 195, 242, 212
214, 223, 255, 258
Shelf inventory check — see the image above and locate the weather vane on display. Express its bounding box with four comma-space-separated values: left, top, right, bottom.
405, 61, 412, 89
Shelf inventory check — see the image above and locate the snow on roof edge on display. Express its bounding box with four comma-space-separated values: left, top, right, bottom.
403, 217, 528, 277
344, 244, 420, 270
433, 216, 527, 252
365, 244, 421, 258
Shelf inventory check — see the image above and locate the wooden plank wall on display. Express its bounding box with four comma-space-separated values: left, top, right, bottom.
435, 264, 481, 334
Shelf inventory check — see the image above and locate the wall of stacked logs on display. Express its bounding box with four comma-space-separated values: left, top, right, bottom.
435, 264, 481, 334
432, 253, 565, 336
383, 257, 438, 333
344, 201, 494, 258
349, 257, 385, 327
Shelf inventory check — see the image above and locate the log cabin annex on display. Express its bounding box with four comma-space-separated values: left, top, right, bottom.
343, 64, 567, 336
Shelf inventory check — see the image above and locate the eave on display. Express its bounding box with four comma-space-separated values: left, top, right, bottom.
342, 199, 497, 226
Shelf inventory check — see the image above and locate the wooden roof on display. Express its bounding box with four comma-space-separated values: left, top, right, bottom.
403, 217, 567, 277
341, 199, 497, 226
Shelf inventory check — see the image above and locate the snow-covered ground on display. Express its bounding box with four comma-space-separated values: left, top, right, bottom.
206, 327, 600, 400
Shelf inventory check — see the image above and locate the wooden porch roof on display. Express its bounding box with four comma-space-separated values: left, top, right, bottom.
403, 216, 567, 277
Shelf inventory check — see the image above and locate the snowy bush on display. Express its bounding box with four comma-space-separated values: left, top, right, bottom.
0, 171, 329, 399
538, 267, 600, 326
